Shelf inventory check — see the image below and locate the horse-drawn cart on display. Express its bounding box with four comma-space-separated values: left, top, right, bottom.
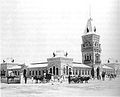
70, 75, 91, 83
7, 71, 20, 84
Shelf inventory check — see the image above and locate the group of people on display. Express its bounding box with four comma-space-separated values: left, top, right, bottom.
91, 67, 106, 81
91, 67, 116, 81
19, 67, 116, 84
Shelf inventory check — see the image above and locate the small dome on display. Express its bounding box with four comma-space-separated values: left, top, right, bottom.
53, 50, 68, 57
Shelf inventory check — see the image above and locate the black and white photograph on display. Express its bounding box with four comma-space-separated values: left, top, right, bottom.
0, 0, 120, 97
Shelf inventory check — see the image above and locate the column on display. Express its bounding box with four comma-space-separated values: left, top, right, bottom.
77, 69, 79, 75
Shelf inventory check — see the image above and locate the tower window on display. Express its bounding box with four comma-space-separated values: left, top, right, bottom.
85, 54, 87, 60
87, 28, 89, 32
90, 54, 91, 60
87, 56, 89, 60
83, 44, 85, 47
94, 26, 96, 32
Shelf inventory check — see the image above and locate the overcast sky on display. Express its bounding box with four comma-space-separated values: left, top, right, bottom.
0, 0, 120, 63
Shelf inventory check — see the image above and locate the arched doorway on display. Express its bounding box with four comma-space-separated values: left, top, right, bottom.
69, 68, 71, 75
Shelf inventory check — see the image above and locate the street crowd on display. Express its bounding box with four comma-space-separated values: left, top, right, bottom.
6, 67, 117, 84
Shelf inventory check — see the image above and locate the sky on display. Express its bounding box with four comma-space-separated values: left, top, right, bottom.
0, 0, 120, 63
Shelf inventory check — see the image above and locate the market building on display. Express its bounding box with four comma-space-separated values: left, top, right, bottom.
1, 17, 119, 81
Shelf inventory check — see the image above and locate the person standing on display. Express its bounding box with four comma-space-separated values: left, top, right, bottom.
20, 72, 24, 84
68, 74, 71, 84
96, 67, 100, 80
24, 76, 27, 84
91, 67, 94, 80
51, 74, 54, 85
23, 69, 27, 84
31, 76, 34, 84
101, 71, 106, 81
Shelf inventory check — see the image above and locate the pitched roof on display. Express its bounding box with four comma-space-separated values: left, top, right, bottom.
102, 65, 113, 70
28, 64, 48, 68
73, 63, 91, 68
8, 65, 21, 70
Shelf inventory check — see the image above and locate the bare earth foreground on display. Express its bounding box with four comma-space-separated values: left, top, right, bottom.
1, 77, 120, 97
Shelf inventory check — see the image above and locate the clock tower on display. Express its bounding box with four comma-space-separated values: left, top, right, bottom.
81, 17, 101, 68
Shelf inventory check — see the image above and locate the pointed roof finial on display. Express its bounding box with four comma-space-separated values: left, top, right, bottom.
89, 4, 91, 19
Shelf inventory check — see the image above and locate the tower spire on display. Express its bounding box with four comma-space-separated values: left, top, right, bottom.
89, 4, 91, 18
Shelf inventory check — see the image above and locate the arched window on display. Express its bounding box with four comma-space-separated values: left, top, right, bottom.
85, 54, 87, 60
42, 70, 44, 75
63, 67, 65, 74
53, 66, 55, 75
39, 71, 41, 75
87, 55, 89, 60
32, 71, 34, 76
76, 69, 78, 75
83, 44, 85, 47
73, 69, 75, 75
90, 54, 91, 60
69, 68, 71, 75
14, 71, 17, 75
94, 26, 96, 32
66, 66, 68, 75
36, 71, 37, 75
82, 70, 84, 75
87, 27, 89, 32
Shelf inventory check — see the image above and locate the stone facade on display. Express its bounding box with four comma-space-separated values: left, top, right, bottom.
47, 57, 73, 78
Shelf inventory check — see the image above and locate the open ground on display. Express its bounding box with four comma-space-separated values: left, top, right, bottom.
1, 77, 120, 97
